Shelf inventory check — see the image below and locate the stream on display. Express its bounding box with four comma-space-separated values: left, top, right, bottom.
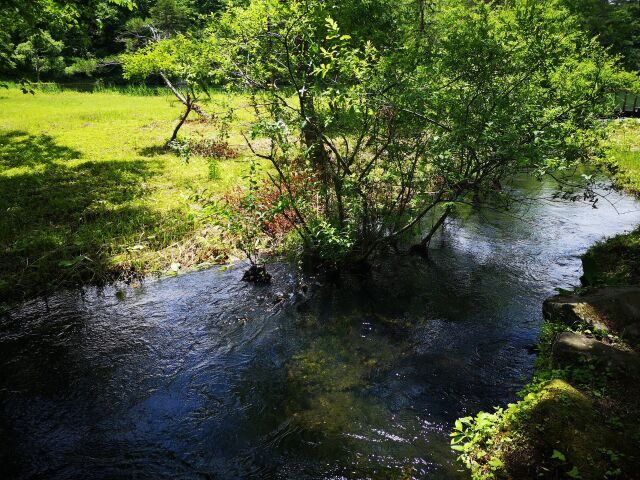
2, 179, 640, 479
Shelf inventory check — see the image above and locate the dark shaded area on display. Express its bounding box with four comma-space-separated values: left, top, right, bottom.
138, 144, 169, 157
0, 130, 166, 302
0, 130, 80, 169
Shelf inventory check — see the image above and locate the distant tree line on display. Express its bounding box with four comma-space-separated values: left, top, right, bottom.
0, 0, 224, 82
0, 0, 638, 84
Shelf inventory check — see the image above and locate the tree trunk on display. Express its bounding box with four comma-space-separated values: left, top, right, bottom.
167, 102, 192, 146
159, 72, 210, 119
300, 95, 329, 166
410, 206, 451, 257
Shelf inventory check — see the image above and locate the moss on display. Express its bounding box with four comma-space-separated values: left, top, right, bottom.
454, 371, 639, 479
581, 227, 640, 286
500, 380, 606, 480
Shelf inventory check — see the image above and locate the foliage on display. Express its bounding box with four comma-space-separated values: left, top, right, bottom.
204, 158, 269, 265
122, 34, 222, 88
561, 0, 640, 71
0, 0, 134, 80
13, 31, 65, 82
211, 0, 632, 267
148, 0, 196, 35
64, 57, 100, 77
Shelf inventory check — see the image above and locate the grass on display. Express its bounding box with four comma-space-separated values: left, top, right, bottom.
0, 85, 258, 303
605, 118, 640, 192
579, 119, 640, 286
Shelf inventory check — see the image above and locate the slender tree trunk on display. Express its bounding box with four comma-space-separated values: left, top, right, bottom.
300, 95, 329, 166
167, 102, 192, 146
159, 72, 210, 119
410, 206, 451, 256
299, 93, 341, 225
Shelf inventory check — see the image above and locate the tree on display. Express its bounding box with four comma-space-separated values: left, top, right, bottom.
211, 0, 632, 268
149, 0, 196, 34
0, 0, 135, 88
122, 34, 222, 143
13, 30, 65, 82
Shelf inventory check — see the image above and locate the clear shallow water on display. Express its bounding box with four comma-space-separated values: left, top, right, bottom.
2, 181, 640, 479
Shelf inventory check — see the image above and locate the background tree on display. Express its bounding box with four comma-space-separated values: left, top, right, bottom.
148, 0, 196, 35
562, 0, 640, 71
13, 31, 65, 82
122, 34, 222, 142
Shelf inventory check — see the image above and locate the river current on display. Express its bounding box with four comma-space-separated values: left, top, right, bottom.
2, 180, 640, 479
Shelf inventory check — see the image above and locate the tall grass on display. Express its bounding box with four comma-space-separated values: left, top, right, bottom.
1, 80, 169, 96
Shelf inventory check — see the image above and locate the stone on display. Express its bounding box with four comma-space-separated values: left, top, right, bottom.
551, 331, 640, 378
543, 287, 640, 346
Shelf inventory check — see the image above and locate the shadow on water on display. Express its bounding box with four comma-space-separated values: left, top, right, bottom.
0, 130, 170, 301
1, 179, 640, 479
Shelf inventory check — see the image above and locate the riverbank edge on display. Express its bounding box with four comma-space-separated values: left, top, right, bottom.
450, 241, 640, 477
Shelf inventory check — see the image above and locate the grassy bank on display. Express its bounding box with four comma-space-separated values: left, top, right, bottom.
606, 119, 640, 194
579, 119, 640, 287
452, 120, 640, 479
0, 85, 255, 303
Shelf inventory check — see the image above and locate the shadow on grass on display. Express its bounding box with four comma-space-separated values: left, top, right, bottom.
138, 144, 170, 157
0, 130, 80, 169
0, 131, 180, 302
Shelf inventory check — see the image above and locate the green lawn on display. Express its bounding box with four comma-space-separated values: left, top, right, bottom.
0, 86, 253, 302
607, 118, 640, 192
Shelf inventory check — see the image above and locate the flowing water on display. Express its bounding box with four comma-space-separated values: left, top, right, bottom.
2, 180, 640, 479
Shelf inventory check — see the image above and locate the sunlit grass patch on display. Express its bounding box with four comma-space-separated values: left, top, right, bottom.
0, 86, 254, 302
605, 119, 640, 192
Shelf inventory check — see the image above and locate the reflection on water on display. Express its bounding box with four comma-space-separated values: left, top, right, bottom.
1, 180, 639, 479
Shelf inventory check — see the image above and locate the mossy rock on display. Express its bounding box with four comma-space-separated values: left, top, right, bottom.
496, 379, 636, 479
543, 287, 640, 348
551, 331, 640, 379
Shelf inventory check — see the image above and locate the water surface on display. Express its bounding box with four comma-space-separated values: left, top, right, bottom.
2, 181, 639, 479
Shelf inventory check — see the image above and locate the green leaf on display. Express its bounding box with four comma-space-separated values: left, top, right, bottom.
551, 449, 566, 462
325, 16, 338, 32
567, 466, 582, 478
